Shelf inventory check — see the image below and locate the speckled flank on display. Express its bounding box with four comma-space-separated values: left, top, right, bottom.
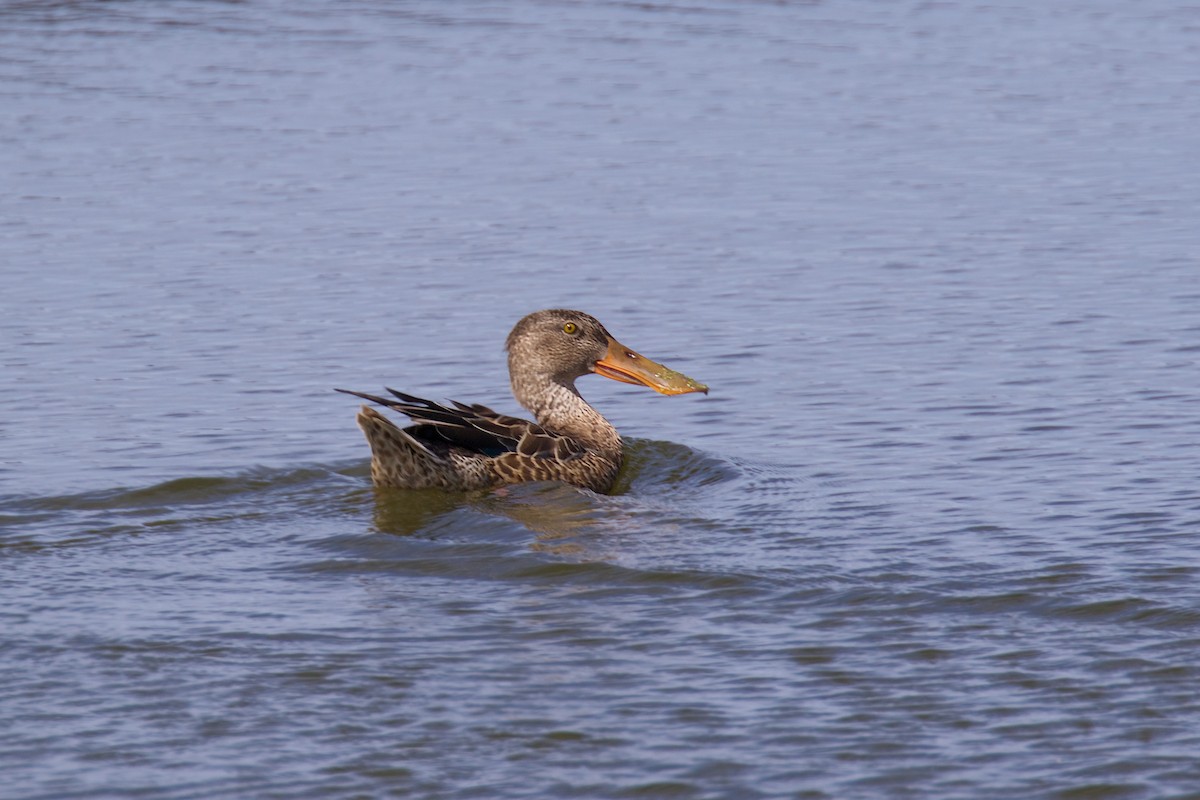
489, 451, 620, 494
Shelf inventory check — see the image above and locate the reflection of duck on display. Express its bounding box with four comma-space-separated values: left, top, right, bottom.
337, 309, 707, 493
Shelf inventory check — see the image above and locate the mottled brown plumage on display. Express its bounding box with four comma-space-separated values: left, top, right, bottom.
337, 309, 707, 493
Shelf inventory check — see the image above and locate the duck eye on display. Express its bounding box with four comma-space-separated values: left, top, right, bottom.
562, 322, 578, 335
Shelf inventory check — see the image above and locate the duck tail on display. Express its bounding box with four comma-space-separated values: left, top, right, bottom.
353, 406, 454, 489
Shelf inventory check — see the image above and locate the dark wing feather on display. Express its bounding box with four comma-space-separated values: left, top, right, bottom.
335, 387, 586, 461
451, 398, 588, 460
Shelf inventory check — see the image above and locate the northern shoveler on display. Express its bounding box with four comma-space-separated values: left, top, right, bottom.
336, 309, 707, 492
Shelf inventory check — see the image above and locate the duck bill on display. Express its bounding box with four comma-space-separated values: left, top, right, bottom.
593, 338, 708, 395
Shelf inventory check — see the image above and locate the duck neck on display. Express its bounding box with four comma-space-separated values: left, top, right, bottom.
512, 374, 621, 454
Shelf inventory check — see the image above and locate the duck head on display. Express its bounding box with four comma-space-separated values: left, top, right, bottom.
505, 309, 708, 397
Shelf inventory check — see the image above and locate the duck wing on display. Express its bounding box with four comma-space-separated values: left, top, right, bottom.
335, 388, 587, 461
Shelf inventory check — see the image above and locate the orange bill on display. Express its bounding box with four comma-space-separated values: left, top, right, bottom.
593, 337, 708, 395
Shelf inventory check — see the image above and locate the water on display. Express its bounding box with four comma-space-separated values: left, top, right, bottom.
3, 1, 1200, 798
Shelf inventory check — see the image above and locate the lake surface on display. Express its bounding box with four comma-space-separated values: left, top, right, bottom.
3, 1, 1200, 798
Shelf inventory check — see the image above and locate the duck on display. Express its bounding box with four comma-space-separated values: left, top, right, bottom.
336, 309, 707, 493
